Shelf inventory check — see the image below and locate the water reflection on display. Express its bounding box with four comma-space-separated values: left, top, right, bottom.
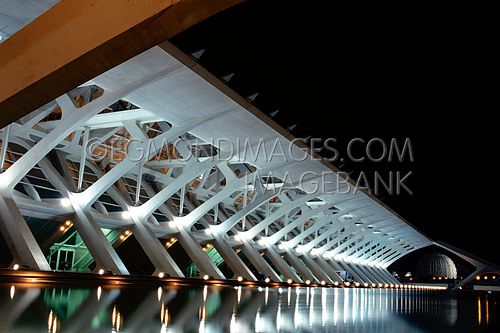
0, 283, 497, 332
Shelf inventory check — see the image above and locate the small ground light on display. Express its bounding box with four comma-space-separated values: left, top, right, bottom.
287, 279, 293, 284
378, 283, 383, 288
237, 276, 244, 282
305, 280, 311, 285
119, 235, 125, 240
364, 283, 368, 287
476, 276, 481, 280
334, 281, 339, 286
158, 272, 165, 278
484, 276, 488, 280
125, 230, 131, 236
13, 264, 20, 271
203, 275, 210, 281
354, 282, 360, 287
320, 280, 326, 286
344, 282, 351, 287
59, 226, 65, 231
265, 277, 271, 283
98, 269, 105, 275
65, 220, 71, 226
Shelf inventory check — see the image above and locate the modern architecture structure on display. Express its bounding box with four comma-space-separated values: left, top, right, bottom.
416, 253, 458, 279
0, 1, 497, 290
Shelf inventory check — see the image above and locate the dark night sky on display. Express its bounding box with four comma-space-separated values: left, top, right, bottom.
172, 1, 500, 265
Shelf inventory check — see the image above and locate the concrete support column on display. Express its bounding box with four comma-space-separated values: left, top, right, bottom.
176, 226, 225, 279
343, 262, 372, 284
0, 194, 51, 270
131, 219, 184, 277
326, 260, 357, 282
241, 242, 281, 281
212, 234, 256, 280
365, 266, 387, 283
324, 259, 352, 282
284, 251, 318, 282
326, 259, 346, 273
72, 204, 129, 275
264, 246, 302, 282
300, 254, 334, 283
375, 267, 400, 284
356, 264, 383, 284
315, 256, 344, 283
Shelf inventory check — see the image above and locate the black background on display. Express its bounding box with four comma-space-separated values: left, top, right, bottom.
172, 0, 499, 266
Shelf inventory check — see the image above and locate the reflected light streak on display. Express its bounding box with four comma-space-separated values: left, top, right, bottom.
157, 287, 162, 302
276, 304, 282, 331
344, 288, 350, 324
321, 288, 327, 326
230, 313, 238, 333
478, 296, 482, 326
255, 309, 262, 333
294, 289, 300, 329
309, 287, 315, 327
111, 305, 122, 333
160, 303, 169, 327
333, 288, 339, 325
360, 288, 365, 322
486, 296, 489, 325
48, 309, 60, 333
203, 285, 208, 302
352, 288, 358, 323
198, 304, 207, 333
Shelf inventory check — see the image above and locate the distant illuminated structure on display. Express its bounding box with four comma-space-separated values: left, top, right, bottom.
416, 253, 457, 279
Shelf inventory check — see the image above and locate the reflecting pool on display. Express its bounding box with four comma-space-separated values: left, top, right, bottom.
0, 284, 498, 332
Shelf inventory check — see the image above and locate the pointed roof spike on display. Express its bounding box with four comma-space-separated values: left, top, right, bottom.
287, 124, 297, 131
247, 93, 259, 102
269, 110, 279, 118
222, 73, 234, 83
303, 135, 311, 143
191, 49, 205, 60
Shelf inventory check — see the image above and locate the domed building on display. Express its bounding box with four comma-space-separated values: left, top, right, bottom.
416, 253, 458, 279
